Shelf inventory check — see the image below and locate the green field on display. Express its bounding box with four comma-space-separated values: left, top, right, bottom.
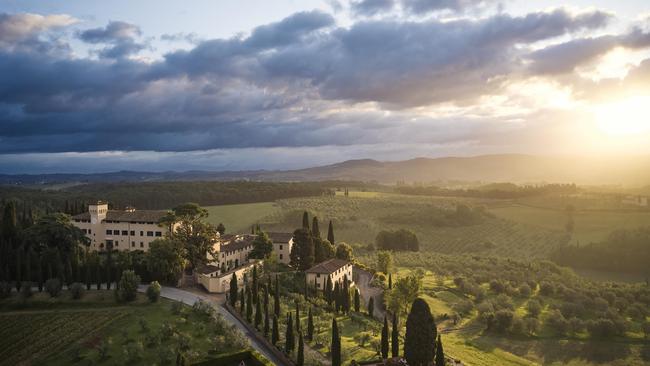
257, 194, 567, 259
490, 204, 650, 245
205, 202, 279, 233
0, 290, 248, 365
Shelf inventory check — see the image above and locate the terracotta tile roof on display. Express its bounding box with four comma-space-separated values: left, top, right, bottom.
196, 264, 220, 275
306, 258, 350, 274
267, 232, 293, 243
220, 234, 255, 252
72, 210, 169, 223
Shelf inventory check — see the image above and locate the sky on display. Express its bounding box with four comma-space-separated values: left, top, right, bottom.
0, 0, 649, 174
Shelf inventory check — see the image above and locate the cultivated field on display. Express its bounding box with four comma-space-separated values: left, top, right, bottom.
205, 201, 279, 233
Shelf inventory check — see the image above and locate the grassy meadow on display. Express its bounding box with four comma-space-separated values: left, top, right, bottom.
204, 201, 279, 233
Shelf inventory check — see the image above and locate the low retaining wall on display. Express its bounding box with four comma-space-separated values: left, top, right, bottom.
224, 302, 295, 366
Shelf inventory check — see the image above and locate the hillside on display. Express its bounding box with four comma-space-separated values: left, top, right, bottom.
3, 154, 650, 186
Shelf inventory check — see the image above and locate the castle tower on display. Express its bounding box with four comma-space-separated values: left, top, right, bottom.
88, 201, 108, 224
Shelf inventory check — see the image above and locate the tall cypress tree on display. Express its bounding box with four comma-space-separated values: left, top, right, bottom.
274, 276, 281, 318
325, 276, 333, 305
307, 307, 314, 341
240, 288, 245, 314
342, 275, 350, 313
381, 316, 389, 359
36, 255, 43, 292
354, 289, 360, 312
312, 217, 320, 238
388, 274, 392, 289
302, 211, 310, 230
391, 313, 399, 358
435, 335, 445, 366
264, 303, 270, 337
264, 283, 269, 312
229, 273, 238, 307
404, 298, 437, 366
331, 318, 341, 366
255, 297, 262, 330
297, 331, 305, 366
252, 265, 258, 304
95, 262, 101, 290
286, 313, 295, 354
368, 296, 374, 318
25, 249, 32, 285
85, 262, 91, 290
15, 248, 22, 291
65, 257, 73, 287
295, 302, 301, 333
334, 282, 341, 312
246, 287, 253, 323
327, 220, 335, 245
272, 315, 279, 345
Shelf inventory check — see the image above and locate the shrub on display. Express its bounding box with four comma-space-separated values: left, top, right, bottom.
518, 284, 532, 297
146, 281, 161, 303
171, 301, 184, 315
45, 278, 62, 298
494, 309, 514, 333
192, 299, 216, 318
70, 282, 84, 299
0, 281, 12, 299
20, 282, 33, 298
526, 299, 542, 318
116, 270, 140, 302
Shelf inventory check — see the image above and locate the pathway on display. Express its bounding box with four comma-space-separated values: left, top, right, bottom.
138, 285, 288, 366
354, 267, 386, 320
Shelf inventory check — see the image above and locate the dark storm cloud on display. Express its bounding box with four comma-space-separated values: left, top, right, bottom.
0, 7, 638, 156
350, 0, 396, 16
78, 21, 146, 58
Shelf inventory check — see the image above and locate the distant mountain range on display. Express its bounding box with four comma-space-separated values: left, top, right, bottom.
2, 154, 649, 186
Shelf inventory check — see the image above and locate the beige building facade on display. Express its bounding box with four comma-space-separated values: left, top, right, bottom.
267, 232, 294, 264
306, 258, 354, 291
72, 202, 175, 252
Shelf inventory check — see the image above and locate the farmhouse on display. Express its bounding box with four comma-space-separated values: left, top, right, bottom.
267, 232, 294, 264
306, 258, 354, 290
72, 201, 177, 252
209, 234, 256, 272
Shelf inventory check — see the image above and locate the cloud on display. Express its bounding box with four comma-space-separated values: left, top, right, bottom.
401, 0, 499, 13
78, 21, 146, 58
0, 13, 76, 44
351, 0, 396, 16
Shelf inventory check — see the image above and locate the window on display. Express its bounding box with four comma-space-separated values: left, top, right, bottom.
279, 245, 283, 250
140, 231, 144, 236
155, 231, 162, 237
122, 230, 128, 235
131, 242, 135, 247
316, 274, 320, 278
88, 229, 91, 234
140, 242, 144, 248
317, 283, 321, 288
130, 230, 135, 236
146, 231, 153, 237
106, 229, 112, 235
279, 254, 283, 260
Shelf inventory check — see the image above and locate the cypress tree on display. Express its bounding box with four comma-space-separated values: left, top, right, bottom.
229, 273, 238, 307
404, 298, 437, 366
15, 247, 22, 291
334, 282, 341, 312
105, 260, 111, 290
36, 256, 43, 292
307, 307, 314, 341
342, 276, 350, 313
264, 283, 269, 312
391, 313, 399, 358
65, 257, 73, 287
297, 332, 305, 366
274, 276, 281, 318
312, 217, 320, 238
246, 288, 253, 323
25, 249, 32, 285
255, 297, 263, 330
331, 318, 341, 366
325, 276, 333, 305
286, 313, 295, 354
240, 288, 245, 314
295, 302, 301, 333
85, 262, 91, 290
368, 296, 374, 318
302, 211, 310, 230
252, 265, 258, 304
264, 303, 270, 337
327, 220, 335, 245
272, 315, 280, 345
435, 335, 445, 366
95, 262, 101, 290
388, 274, 392, 289
381, 316, 389, 359
304, 275, 308, 298
354, 289, 360, 312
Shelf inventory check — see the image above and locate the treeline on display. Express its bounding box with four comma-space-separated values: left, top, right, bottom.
375, 229, 419, 251
551, 228, 650, 275
0, 181, 337, 213
395, 183, 579, 199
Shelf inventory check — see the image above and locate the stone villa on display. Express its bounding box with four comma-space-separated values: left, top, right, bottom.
305, 258, 354, 290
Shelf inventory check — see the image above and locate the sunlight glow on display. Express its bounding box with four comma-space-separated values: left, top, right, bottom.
595, 96, 650, 136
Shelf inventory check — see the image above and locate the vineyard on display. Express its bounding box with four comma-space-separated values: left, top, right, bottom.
258, 195, 568, 259
0, 310, 125, 365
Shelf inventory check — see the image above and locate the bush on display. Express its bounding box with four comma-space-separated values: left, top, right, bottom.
146, 281, 161, 303
192, 299, 215, 318
70, 282, 84, 299
20, 282, 33, 298
518, 284, 532, 297
116, 270, 140, 302
45, 278, 62, 298
527, 299, 542, 318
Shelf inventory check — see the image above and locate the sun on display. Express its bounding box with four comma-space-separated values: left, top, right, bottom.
594, 96, 650, 136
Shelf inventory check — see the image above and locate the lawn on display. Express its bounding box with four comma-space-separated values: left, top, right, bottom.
0, 290, 249, 366
205, 202, 279, 233
490, 204, 650, 245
